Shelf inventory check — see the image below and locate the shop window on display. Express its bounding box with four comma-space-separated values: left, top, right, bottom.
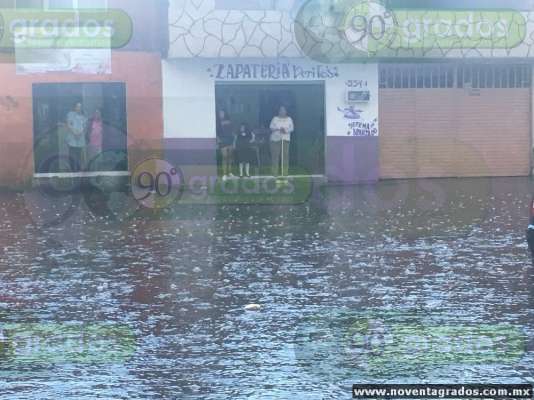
471, 66, 479, 88
493, 67, 501, 88
447, 66, 455, 87
478, 65, 488, 88
515, 65, 523, 88
386, 66, 394, 88
438, 66, 447, 88
394, 66, 402, 88
33, 82, 127, 175
416, 65, 424, 88
461, 66, 470, 88
521, 65, 531, 88
380, 64, 455, 89
404, 66, 411, 88
423, 65, 432, 88
431, 67, 439, 88
457, 64, 531, 89
409, 67, 416, 88
379, 67, 387, 89
381, 63, 531, 89
498, 66, 506, 88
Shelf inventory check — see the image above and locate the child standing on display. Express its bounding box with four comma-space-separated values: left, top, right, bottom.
234, 123, 256, 178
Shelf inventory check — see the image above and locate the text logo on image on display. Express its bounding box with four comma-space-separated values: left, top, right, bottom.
295, 0, 527, 61
131, 159, 184, 209
131, 159, 313, 207
0, 323, 136, 365
0, 8, 132, 49
294, 309, 527, 379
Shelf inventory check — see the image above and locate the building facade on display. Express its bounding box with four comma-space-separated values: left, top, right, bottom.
0, 0, 168, 187
164, 0, 534, 184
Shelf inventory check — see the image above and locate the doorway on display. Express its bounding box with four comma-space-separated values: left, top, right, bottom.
215, 82, 325, 175
32, 82, 128, 176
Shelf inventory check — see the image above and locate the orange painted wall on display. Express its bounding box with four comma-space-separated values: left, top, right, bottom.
0, 51, 163, 188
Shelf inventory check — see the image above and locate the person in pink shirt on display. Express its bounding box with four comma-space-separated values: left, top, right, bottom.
87, 109, 103, 166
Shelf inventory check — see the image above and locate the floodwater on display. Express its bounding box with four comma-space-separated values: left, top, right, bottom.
0, 177, 533, 399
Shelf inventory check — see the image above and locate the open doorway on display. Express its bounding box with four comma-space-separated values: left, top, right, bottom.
32, 82, 128, 176
215, 82, 325, 176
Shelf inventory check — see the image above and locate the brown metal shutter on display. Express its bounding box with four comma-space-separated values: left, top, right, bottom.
379, 65, 531, 179
379, 89, 417, 179
455, 88, 531, 177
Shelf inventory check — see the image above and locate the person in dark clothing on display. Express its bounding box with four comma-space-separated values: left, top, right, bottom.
234, 123, 255, 178
216, 110, 235, 179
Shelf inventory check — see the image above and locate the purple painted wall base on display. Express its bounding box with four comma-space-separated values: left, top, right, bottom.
326, 136, 379, 184
164, 138, 218, 181
164, 137, 379, 185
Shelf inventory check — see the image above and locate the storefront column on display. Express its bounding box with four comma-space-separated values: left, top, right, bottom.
326, 136, 379, 184
325, 63, 380, 184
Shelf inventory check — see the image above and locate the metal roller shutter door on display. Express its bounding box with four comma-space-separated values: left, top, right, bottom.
379, 87, 531, 179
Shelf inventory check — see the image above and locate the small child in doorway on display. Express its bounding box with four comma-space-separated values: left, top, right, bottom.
234, 123, 256, 178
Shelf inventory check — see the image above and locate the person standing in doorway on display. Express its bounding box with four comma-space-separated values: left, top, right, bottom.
66, 102, 88, 172
87, 109, 103, 169
216, 110, 235, 179
269, 106, 294, 177
234, 123, 255, 178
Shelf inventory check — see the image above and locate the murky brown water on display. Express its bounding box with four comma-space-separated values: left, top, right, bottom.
0, 177, 532, 399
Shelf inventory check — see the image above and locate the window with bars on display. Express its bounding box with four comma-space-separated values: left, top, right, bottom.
457, 64, 531, 88
379, 64, 531, 89
379, 64, 455, 89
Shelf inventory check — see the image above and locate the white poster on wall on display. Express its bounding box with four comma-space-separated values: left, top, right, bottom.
15, 48, 112, 75
327, 63, 379, 137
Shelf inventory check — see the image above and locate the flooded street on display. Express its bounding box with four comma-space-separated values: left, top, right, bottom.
0, 177, 533, 399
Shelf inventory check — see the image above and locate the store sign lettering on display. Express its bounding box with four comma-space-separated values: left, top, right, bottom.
209, 63, 339, 80
296, 0, 527, 61
346, 80, 368, 88
338, 106, 378, 137
347, 119, 378, 137
338, 79, 378, 137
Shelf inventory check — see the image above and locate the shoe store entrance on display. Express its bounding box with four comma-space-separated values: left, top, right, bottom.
215, 82, 325, 177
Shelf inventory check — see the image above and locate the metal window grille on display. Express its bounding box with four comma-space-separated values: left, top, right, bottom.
379, 64, 532, 89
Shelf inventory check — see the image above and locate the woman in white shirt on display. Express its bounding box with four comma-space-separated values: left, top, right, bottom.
269, 106, 294, 177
